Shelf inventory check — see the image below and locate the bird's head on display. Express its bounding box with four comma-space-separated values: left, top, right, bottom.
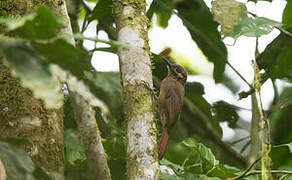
163, 58, 187, 85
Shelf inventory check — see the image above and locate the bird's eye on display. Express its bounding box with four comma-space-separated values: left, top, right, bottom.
176, 68, 181, 73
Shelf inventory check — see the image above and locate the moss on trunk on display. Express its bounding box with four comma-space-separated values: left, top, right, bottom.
0, 0, 66, 174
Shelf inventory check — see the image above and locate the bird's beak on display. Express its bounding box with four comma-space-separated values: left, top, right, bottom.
163, 58, 172, 68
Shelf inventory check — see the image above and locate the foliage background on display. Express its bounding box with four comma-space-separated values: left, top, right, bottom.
0, 0, 291, 179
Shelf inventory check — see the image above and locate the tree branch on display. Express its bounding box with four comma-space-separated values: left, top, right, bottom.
113, 0, 159, 179
69, 91, 111, 180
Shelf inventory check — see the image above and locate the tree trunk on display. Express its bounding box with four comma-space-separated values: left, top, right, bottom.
113, 0, 159, 179
0, 0, 71, 174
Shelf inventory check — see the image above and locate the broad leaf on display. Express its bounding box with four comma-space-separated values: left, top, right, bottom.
84, 71, 123, 122
176, 0, 227, 82
274, 143, 292, 154
212, 101, 239, 128
31, 39, 90, 79
147, 0, 175, 28
0, 37, 63, 108
283, 0, 292, 27
0, 6, 65, 39
256, 34, 292, 80
88, 0, 115, 38
183, 138, 219, 173
231, 17, 283, 40
183, 82, 223, 139
212, 0, 247, 36
270, 87, 292, 168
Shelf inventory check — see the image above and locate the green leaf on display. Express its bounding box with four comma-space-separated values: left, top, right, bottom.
211, 0, 247, 36
208, 164, 241, 179
31, 39, 90, 79
147, 0, 175, 28
231, 17, 283, 40
0, 6, 65, 39
247, 0, 272, 2
0, 14, 36, 31
183, 82, 223, 139
256, 34, 292, 80
103, 137, 126, 160
270, 88, 292, 168
0, 36, 63, 108
84, 71, 123, 122
200, 175, 222, 180
183, 138, 219, 173
88, 0, 114, 38
283, 0, 292, 27
274, 143, 292, 154
160, 159, 184, 172
176, 0, 227, 82
0, 141, 54, 180
277, 87, 292, 108
212, 101, 239, 128
64, 129, 87, 166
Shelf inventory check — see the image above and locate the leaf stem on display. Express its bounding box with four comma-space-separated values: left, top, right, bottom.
226, 61, 251, 87
229, 157, 262, 180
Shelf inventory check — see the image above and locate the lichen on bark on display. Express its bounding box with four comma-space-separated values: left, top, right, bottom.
113, 0, 159, 179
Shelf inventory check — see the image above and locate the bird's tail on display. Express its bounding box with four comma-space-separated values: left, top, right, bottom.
159, 129, 169, 160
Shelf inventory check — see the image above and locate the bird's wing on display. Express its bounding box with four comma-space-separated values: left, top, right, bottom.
164, 85, 183, 130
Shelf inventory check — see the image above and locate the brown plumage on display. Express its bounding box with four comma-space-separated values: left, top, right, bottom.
158, 59, 187, 159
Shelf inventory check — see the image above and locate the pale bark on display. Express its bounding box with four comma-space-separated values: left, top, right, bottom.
62, 3, 111, 178
113, 0, 159, 179
69, 92, 111, 180
248, 93, 261, 166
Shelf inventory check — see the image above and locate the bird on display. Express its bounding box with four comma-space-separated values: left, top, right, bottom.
158, 58, 187, 160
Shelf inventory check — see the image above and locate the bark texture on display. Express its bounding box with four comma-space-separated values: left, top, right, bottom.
248, 93, 261, 166
113, 0, 159, 179
0, 0, 70, 173
69, 92, 111, 180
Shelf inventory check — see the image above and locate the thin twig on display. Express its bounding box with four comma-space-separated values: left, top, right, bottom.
226, 61, 251, 87
229, 157, 262, 180
231, 136, 250, 145
245, 170, 292, 177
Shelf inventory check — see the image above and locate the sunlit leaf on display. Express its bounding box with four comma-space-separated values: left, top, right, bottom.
212, 0, 247, 36
0, 14, 36, 31
183, 138, 219, 173
231, 17, 283, 40
31, 39, 90, 79
0, 6, 65, 39
0, 37, 63, 108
